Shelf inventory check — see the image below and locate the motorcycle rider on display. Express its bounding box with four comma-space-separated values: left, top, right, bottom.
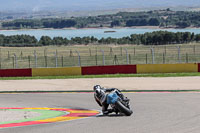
93, 85, 124, 115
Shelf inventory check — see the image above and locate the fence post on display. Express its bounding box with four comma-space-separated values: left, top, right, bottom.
14, 53, 18, 68
120, 47, 122, 56
89, 48, 91, 56
75, 50, 81, 66
70, 50, 73, 57
95, 54, 98, 66
113, 55, 118, 65
177, 46, 181, 63
62, 56, 64, 67
28, 56, 31, 68
34, 50, 37, 68
186, 53, 188, 63
45, 56, 47, 68
193, 45, 196, 55
124, 48, 129, 64
44, 48, 47, 57
150, 47, 155, 64
13, 56, 14, 68
109, 47, 113, 56
100, 49, 105, 65
146, 53, 148, 64
8, 51, 10, 60
55, 50, 58, 68
163, 53, 165, 64
20, 51, 23, 59
134, 47, 136, 56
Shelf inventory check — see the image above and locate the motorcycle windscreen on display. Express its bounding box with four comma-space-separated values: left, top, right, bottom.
107, 92, 119, 104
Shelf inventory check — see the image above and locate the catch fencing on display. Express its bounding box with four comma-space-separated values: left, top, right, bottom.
0, 44, 200, 69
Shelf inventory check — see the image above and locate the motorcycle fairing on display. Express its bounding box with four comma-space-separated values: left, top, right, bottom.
107, 92, 119, 104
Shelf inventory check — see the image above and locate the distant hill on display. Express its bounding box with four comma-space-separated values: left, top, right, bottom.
1, 0, 200, 12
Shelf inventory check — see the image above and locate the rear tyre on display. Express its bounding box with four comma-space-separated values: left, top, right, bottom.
115, 100, 133, 116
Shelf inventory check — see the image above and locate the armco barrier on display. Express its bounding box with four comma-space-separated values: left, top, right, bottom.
137, 63, 198, 73
0, 68, 32, 77
32, 67, 82, 76
82, 65, 137, 75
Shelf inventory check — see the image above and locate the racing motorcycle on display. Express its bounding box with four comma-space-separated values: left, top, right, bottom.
107, 89, 133, 116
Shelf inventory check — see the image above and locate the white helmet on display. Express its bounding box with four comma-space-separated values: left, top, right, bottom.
93, 85, 101, 91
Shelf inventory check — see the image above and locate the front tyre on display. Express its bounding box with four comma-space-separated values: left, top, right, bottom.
115, 100, 133, 116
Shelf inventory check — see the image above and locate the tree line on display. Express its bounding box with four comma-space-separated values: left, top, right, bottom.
2, 19, 77, 29
1, 31, 200, 47
2, 9, 200, 29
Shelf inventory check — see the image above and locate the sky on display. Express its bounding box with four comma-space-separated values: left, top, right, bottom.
0, 0, 200, 12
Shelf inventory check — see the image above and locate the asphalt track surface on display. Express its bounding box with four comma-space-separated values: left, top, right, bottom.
0, 93, 200, 133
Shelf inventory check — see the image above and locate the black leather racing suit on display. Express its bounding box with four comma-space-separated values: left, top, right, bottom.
94, 88, 116, 114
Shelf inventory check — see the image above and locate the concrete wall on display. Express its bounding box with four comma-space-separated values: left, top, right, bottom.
32, 67, 82, 76
82, 65, 137, 75
137, 63, 198, 73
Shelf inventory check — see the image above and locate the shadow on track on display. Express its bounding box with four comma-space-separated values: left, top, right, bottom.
97, 114, 128, 117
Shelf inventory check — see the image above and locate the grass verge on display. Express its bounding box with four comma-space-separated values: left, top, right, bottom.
0, 72, 200, 80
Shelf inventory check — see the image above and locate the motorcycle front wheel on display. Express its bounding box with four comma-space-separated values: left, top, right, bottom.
115, 100, 133, 116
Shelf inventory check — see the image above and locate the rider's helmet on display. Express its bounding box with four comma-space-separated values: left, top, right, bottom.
93, 85, 105, 100
93, 85, 101, 91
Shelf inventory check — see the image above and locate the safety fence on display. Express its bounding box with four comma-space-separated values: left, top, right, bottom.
1, 44, 200, 69
0, 63, 200, 77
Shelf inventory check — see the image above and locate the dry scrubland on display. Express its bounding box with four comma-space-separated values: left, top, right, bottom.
0, 43, 200, 69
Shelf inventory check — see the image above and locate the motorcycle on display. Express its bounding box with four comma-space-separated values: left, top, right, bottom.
106, 89, 133, 116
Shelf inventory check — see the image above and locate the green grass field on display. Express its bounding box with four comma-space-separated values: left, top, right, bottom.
0, 43, 200, 69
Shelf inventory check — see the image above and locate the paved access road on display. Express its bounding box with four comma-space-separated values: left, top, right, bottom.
0, 93, 200, 133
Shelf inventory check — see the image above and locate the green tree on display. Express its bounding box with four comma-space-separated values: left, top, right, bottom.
39, 36, 52, 46
148, 18, 160, 26
111, 20, 120, 27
